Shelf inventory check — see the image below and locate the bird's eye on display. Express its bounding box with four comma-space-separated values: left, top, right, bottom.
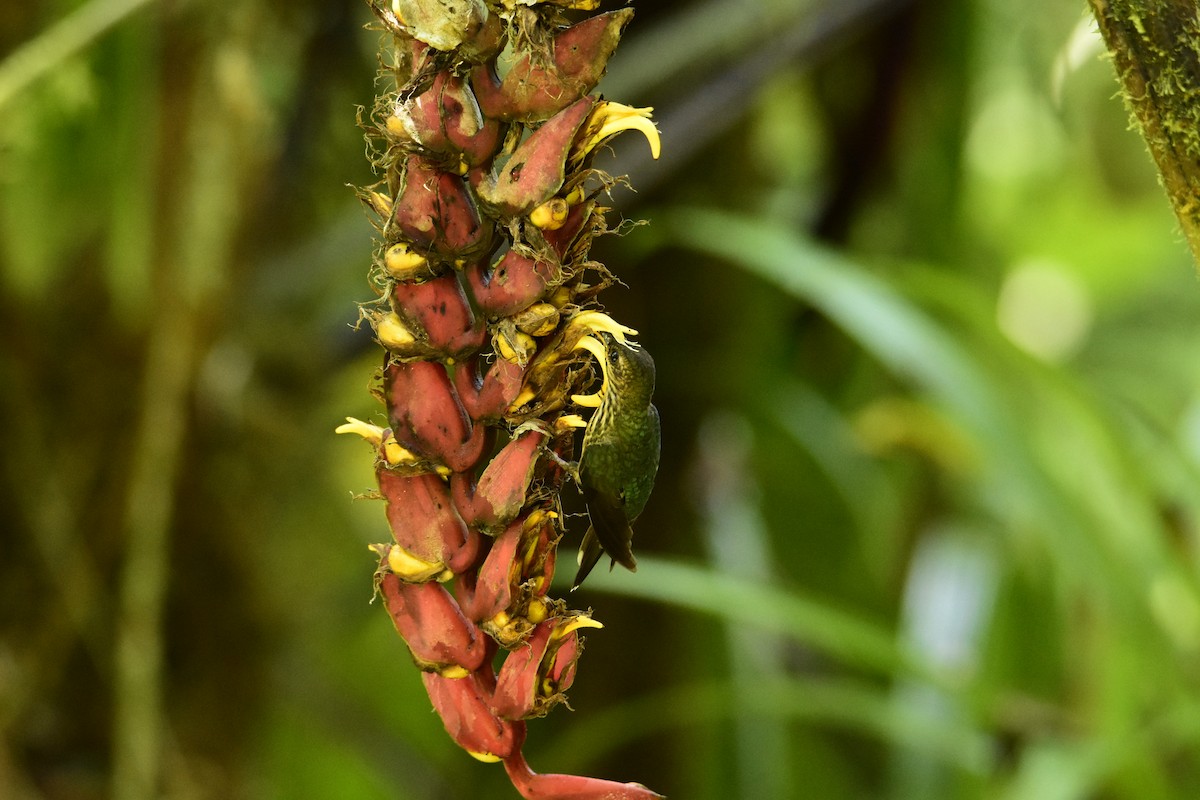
607, 348, 620, 365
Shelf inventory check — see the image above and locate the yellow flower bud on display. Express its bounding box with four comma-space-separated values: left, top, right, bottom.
387, 543, 447, 583
380, 431, 420, 466
513, 302, 560, 336
494, 328, 537, 365
547, 285, 573, 308
385, 114, 408, 139
529, 197, 569, 230
556, 414, 588, 431
383, 242, 432, 281
375, 311, 418, 350
526, 597, 549, 624
467, 751, 502, 763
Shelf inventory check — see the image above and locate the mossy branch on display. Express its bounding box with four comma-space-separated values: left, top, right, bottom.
1089, 0, 1200, 269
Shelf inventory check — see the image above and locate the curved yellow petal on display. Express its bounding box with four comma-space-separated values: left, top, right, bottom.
570, 392, 602, 408
553, 613, 604, 640
565, 310, 637, 342
335, 416, 385, 445
557, 413, 588, 429
572, 334, 606, 359
573, 103, 660, 164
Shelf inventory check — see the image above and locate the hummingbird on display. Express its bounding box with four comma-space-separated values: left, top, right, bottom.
569, 331, 661, 588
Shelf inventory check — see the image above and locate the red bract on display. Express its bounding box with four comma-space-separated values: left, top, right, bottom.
383, 360, 486, 472
475, 97, 597, 215
347, 1, 662, 796
491, 616, 587, 719
380, 574, 487, 675
451, 430, 546, 530
390, 273, 486, 358
466, 249, 562, 318
393, 155, 491, 258
471, 10, 632, 123
379, 470, 482, 575
400, 72, 503, 167
454, 353, 525, 422
422, 670, 521, 760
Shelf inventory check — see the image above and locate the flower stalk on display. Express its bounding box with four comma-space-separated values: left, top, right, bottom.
340, 1, 662, 796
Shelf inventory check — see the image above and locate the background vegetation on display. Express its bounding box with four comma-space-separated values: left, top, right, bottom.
6, 0, 1200, 798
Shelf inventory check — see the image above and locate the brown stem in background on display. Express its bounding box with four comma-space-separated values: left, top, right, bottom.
111, 288, 195, 800
111, 17, 249, 796
1089, 0, 1200, 269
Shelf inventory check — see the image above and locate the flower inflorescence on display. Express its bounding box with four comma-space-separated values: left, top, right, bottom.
338, 1, 662, 797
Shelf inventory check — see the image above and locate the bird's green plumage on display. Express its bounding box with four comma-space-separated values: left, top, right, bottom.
573, 333, 660, 588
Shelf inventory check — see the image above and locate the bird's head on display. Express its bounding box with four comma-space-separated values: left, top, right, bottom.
573, 331, 656, 406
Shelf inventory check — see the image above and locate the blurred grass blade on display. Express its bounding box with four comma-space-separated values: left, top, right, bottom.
574, 555, 938, 683
693, 412, 793, 799
659, 208, 998, 428
891, 530, 999, 798
0, 0, 159, 112
658, 208, 1165, 615
543, 676, 993, 777
768, 379, 895, 540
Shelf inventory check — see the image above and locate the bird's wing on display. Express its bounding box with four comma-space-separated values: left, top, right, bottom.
579, 475, 638, 572
572, 526, 605, 589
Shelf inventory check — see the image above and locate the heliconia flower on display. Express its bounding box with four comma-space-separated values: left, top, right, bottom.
378, 573, 487, 676
393, 155, 492, 259
491, 613, 600, 719
471, 10, 632, 123
465, 249, 563, 318
422, 669, 522, 761
351, 1, 662, 795
569, 101, 661, 168
334, 417, 422, 468
378, 469, 482, 575
450, 429, 546, 530
383, 360, 486, 472
475, 97, 597, 215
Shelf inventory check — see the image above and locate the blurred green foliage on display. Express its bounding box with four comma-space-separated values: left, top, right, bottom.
5, 0, 1200, 798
